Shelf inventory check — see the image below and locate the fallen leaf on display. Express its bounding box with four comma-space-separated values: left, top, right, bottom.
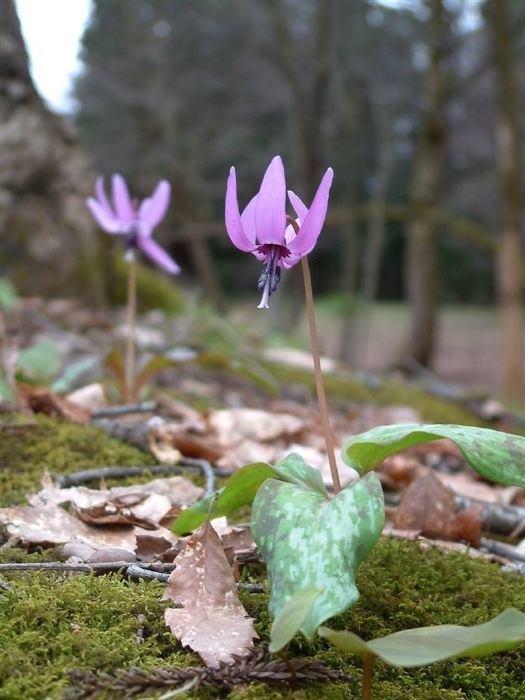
0, 503, 179, 550
435, 472, 501, 502
18, 385, 90, 423
163, 520, 258, 667
393, 471, 482, 546
135, 533, 184, 562
66, 383, 106, 412
149, 423, 223, 463
207, 408, 304, 447
394, 471, 458, 540
377, 454, 424, 489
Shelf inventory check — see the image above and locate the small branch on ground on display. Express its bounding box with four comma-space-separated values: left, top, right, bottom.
54, 457, 216, 496
91, 402, 158, 418
0, 561, 266, 589
479, 537, 525, 563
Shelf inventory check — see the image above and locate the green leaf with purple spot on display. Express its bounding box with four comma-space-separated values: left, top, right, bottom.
251, 472, 385, 638
343, 423, 525, 487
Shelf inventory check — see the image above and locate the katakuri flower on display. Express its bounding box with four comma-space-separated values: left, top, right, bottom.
86, 174, 180, 274
225, 155, 333, 308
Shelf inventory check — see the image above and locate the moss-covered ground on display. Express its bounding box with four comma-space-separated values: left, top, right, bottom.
0, 408, 524, 698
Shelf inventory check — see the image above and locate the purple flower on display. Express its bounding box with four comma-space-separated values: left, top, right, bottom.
225, 156, 333, 308
86, 174, 180, 274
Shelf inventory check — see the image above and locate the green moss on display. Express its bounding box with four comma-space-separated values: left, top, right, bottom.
237, 539, 525, 700
111, 256, 185, 313
0, 415, 156, 506
1, 538, 523, 699
1, 414, 524, 698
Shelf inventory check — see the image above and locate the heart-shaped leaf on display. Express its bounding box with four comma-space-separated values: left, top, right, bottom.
172, 453, 326, 535
252, 472, 385, 638
343, 423, 525, 487
269, 587, 323, 653
319, 607, 525, 667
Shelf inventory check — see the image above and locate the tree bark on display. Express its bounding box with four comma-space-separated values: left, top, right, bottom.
0, 1, 102, 301
405, 0, 451, 367
487, 0, 524, 398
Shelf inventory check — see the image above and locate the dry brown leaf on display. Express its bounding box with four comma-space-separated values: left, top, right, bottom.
454, 504, 483, 547
435, 472, 501, 502
135, 533, 184, 562
163, 520, 258, 667
0, 503, 179, 551
18, 385, 91, 423
29, 477, 203, 529
149, 423, 223, 463
207, 408, 304, 447
394, 471, 482, 546
66, 383, 106, 412
394, 471, 458, 540
377, 454, 424, 489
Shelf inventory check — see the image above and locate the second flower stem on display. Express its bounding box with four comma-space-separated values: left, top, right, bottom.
125, 258, 137, 401
301, 256, 341, 494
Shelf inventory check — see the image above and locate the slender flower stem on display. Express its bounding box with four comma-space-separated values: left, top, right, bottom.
300, 256, 341, 494
125, 258, 137, 401
361, 653, 376, 700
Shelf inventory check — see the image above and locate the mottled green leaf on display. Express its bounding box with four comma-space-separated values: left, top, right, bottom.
343, 423, 525, 487
271, 453, 327, 495
252, 472, 385, 638
17, 340, 61, 382
269, 587, 323, 653
172, 462, 275, 535
0, 278, 16, 311
172, 453, 325, 535
319, 608, 525, 667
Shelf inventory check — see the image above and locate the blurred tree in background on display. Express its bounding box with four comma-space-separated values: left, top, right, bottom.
0, 0, 102, 300
2, 0, 525, 395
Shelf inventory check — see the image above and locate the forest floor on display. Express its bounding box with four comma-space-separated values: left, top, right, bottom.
0, 294, 524, 699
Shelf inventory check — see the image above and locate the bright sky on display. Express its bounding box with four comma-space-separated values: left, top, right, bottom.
15, 0, 92, 112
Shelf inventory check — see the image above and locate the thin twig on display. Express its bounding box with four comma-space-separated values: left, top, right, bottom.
54, 458, 216, 496
0, 561, 176, 573
300, 256, 341, 494
91, 402, 158, 419
127, 564, 170, 583
480, 537, 525, 563
125, 258, 137, 402
0, 561, 266, 591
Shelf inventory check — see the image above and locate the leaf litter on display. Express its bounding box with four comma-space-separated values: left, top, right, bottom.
163, 520, 258, 667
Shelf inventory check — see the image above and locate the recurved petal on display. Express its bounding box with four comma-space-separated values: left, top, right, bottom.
112, 174, 136, 225
240, 193, 258, 246
138, 235, 181, 274
225, 167, 255, 252
287, 190, 308, 222
255, 156, 286, 245
139, 180, 171, 233
288, 168, 333, 257
86, 198, 124, 234
95, 177, 115, 218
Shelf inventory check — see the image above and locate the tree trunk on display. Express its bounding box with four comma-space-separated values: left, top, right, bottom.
487, 0, 524, 398
0, 1, 102, 301
405, 0, 451, 367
